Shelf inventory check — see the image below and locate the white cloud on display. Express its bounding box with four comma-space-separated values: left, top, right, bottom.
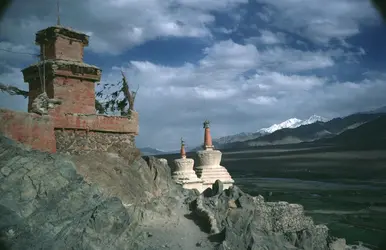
257, 47, 335, 72
0, 0, 248, 55
93, 40, 385, 149
1, 0, 385, 151
245, 30, 287, 45
200, 40, 259, 70
243, 72, 325, 92
193, 87, 238, 100
255, 0, 379, 44
173, 0, 247, 10
248, 96, 278, 105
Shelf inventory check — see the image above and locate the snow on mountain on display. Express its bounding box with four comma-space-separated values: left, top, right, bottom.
199, 115, 328, 150
259, 118, 302, 133
258, 115, 327, 134
301, 115, 328, 125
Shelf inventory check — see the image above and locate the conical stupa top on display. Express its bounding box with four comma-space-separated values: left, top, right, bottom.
203, 120, 213, 149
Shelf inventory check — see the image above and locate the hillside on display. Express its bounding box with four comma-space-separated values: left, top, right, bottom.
323, 115, 386, 145
0, 135, 198, 249
139, 147, 166, 156
0, 135, 365, 250
224, 113, 384, 149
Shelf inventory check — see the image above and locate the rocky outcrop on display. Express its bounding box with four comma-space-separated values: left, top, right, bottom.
189, 186, 329, 249
0, 135, 371, 250
0, 135, 194, 250
188, 184, 371, 250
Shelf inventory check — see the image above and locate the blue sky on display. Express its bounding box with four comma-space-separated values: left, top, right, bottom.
1, 0, 386, 150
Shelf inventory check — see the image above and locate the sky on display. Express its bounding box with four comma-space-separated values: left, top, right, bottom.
1, 0, 386, 151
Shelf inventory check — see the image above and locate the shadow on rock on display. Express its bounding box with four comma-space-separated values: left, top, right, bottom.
0, 238, 9, 250
378, 236, 386, 250
208, 228, 226, 243
184, 212, 212, 234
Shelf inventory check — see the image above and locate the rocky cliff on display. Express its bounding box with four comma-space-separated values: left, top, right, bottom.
0, 135, 369, 250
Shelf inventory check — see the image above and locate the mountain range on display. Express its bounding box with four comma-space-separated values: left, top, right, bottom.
140, 106, 386, 154
209, 115, 327, 148
258, 115, 328, 133
224, 112, 384, 149
139, 147, 166, 156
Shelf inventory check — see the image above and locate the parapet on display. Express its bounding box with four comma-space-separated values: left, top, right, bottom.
35, 26, 90, 46
34, 26, 90, 62
22, 60, 101, 82
0, 108, 139, 154
52, 111, 139, 134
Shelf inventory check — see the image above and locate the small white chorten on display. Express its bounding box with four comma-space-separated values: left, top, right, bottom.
195, 120, 234, 191
172, 138, 203, 191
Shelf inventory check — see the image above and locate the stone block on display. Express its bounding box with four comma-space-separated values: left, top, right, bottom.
55, 130, 136, 155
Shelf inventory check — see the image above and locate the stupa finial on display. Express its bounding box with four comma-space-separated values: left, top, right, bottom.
56, 0, 61, 26
180, 137, 186, 159
203, 120, 210, 129
203, 120, 213, 150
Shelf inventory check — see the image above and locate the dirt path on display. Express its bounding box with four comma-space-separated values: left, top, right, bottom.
135, 200, 215, 250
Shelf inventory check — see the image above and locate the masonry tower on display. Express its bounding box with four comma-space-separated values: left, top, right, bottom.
17, 25, 139, 154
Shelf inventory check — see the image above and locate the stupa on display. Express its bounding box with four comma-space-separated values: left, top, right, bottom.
172, 138, 203, 191
195, 120, 234, 190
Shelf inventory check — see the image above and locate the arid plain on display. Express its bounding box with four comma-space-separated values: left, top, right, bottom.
160, 143, 386, 249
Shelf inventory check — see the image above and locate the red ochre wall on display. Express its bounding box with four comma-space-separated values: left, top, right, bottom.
0, 108, 139, 153
51, 77, 96, 115
0, 109, 56, 153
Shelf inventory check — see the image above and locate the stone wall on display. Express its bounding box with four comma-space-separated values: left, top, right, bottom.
0, 108, 138, 154
55, 129, 135, 155
0, 108, 56, 152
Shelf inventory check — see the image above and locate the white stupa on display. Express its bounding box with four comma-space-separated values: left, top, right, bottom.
194, 120, 234, 191
172, 138, 203, 191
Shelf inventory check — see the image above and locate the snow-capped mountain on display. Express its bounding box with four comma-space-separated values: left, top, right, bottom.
301, 115, 328, 125
206, 115, 328, 149
258, 115, 327, 134
258, 118, 302, 133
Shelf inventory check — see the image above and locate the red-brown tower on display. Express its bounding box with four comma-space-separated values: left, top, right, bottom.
15, 25, 139, 154
22, 26, 101, 115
